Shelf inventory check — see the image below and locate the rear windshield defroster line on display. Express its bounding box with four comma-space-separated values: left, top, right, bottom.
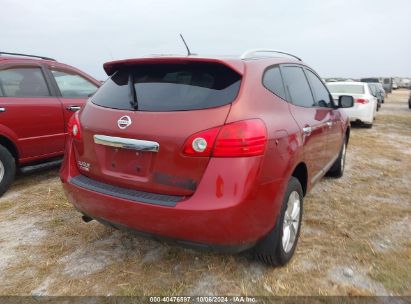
91, 62, 242, 112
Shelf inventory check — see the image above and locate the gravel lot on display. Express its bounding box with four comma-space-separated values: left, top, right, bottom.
0, 89, 410, 296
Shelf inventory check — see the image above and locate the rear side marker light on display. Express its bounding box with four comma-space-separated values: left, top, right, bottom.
183, 119, 267, 157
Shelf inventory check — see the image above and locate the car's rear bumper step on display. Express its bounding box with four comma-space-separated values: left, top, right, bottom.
20, 159, 62, 174
70, 175, 184, 207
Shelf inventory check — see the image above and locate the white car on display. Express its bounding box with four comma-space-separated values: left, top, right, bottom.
326, 82, 378, 128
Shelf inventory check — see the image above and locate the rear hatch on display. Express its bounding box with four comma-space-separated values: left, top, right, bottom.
73, 59, 242, 196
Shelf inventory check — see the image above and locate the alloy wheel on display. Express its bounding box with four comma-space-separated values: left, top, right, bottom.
341, 142, 346, 172
282, 190, 301, 253
0, 160, 4, 183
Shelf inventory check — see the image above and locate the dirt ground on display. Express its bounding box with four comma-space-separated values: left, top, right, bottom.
0, 89, 410, 296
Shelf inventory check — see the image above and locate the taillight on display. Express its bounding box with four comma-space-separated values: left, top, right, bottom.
183, 126, 220, 157
183, 119, 267, 157
67, 112, 82, 140
355, 98, 369, 104
214, 120, 267, 157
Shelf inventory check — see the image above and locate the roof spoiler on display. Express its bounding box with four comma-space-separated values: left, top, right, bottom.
103, 57, 244, 76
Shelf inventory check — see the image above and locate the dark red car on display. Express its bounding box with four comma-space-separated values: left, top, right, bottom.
0, 52, 100, 196
60, 50, 353, 265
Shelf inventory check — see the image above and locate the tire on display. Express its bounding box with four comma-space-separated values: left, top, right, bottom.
364, 123, 373, 128
253, 177, 303, 266
327, 138, 347, 178
0, 144, 16, 197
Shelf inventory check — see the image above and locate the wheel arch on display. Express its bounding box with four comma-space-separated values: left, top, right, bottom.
345, 126, 350, 144
0, 135, 19, 162
290, 162, 308, 196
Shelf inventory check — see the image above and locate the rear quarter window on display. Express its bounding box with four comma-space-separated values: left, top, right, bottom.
92, 62, 241, 111
263, 66, 286, 100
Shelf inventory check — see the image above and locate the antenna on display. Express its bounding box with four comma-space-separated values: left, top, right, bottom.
179, 34, 193, 56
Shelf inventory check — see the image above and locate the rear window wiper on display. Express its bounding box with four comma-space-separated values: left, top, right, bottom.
128, 73, 138, 110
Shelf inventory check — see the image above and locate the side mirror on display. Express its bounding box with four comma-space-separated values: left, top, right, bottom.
338, 95, 354, 108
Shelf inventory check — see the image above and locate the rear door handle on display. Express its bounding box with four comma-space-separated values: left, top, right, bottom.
302, 126, 312, 135
0, 107, 5, 112
66, 105, 81, 112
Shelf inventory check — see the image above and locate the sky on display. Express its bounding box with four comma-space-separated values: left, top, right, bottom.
1, 0, 410, 80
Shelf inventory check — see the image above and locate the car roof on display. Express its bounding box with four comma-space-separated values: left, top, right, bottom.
0, 54, 100, 85
0, 55, 79, 73
0, 56, 56, 64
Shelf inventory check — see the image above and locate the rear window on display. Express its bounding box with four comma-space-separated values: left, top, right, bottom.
92, 62, 241, 111
327, 84, 365, 94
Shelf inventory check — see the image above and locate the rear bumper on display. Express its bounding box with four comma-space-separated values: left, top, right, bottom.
60, 139, 286, 249
342, 104, 374, 124
87, 214, 256, 253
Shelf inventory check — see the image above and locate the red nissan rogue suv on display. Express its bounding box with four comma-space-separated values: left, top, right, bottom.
0, 52, 100, 196
60, 50, 354, 266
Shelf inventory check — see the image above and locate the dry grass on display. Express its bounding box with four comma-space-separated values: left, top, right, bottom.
0, 90, 410, 296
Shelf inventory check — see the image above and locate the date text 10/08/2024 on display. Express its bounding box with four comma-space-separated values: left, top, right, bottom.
149, 296, 257, 303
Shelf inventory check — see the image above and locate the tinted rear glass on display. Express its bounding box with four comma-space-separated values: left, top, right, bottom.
327, 84, 365, 94
92, 62, 241, 111
263, 67, 286, 99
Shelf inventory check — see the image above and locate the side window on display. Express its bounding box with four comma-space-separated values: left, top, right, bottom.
0, 67, 50, 97
263, 66, 286, 100
51, 69, 97, 98
281, 66, 315, 107
305, 69, 333, 108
